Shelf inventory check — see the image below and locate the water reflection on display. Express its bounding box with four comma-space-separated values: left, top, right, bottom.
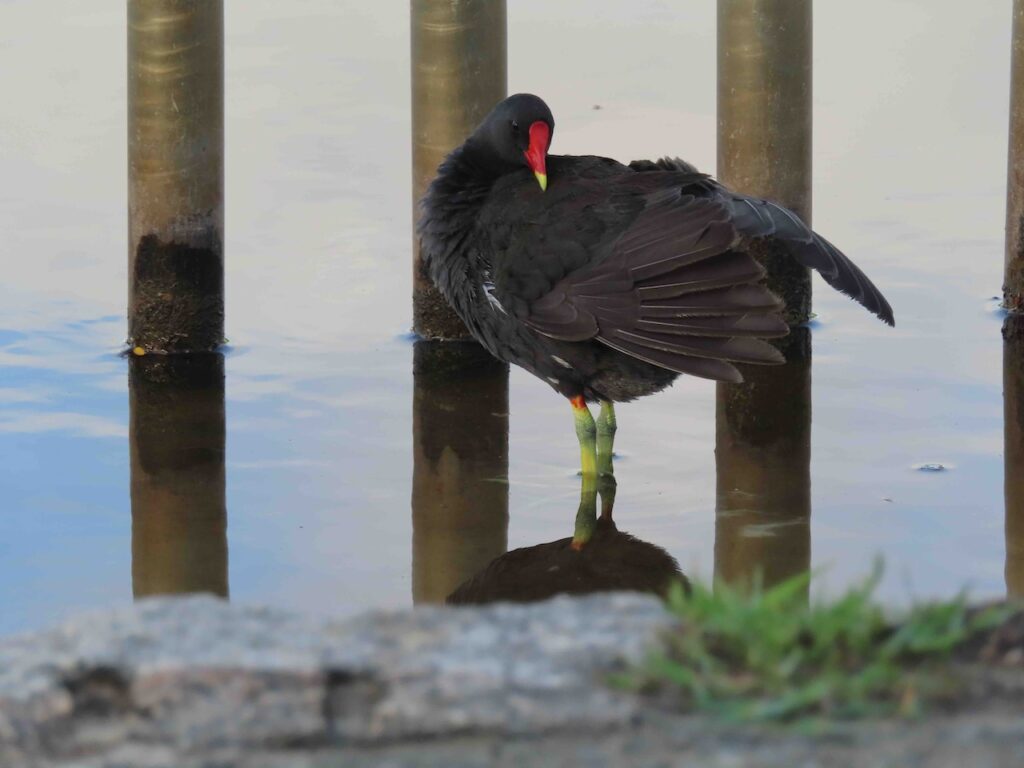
714, 329, 812, 596
129, 354, 228, 598
448, 472, 687, 605
411, 341, 509, 603
1005, 316, 1024, 598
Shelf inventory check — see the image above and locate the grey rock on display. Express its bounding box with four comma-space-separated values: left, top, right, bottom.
3, 595, 1024, 768
0, 594, 671, 764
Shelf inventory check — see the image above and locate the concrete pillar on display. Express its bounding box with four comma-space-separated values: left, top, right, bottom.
128, 0, 224, 352
718, 0, 812, 323
411, 0, 506, 339
714, 2, 814, 596
1006, 0, 1024, 312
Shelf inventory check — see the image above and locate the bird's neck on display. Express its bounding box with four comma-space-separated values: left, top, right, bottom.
424, 139, 507, 211
417, 142, 505, 314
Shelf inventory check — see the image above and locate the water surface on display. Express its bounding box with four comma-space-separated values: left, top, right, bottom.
0, 1, 1020, 635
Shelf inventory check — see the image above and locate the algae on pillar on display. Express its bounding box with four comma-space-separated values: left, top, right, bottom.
411, 0, 507, 339
128, 0, 224, 353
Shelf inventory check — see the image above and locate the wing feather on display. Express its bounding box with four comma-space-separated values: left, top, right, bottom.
488, 160, 893, 384
721, 191, 895, 326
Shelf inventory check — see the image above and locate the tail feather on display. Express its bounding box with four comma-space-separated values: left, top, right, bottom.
723, 192, 895, 326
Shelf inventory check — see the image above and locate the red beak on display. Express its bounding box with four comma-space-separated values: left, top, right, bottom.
524, 120, 549, 191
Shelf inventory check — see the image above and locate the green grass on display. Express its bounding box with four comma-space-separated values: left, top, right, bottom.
620, 565, 1013, 723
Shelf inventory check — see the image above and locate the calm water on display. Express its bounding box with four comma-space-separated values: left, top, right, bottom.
1, 1, 1022, 635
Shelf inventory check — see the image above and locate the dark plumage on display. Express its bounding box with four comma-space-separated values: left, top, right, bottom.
419, 94, 893, 408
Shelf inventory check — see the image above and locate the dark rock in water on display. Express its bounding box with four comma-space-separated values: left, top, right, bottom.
447, 518, 687, 605
913, 462, 950, 473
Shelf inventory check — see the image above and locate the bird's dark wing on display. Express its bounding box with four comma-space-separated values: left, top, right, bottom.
716, 189, 894, 325
486, 169, 788, 384
631, 158, 895, 326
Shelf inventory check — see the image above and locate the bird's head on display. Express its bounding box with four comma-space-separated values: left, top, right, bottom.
472, 93, 554, 191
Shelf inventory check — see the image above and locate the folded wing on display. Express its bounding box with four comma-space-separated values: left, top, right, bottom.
522, 182, 788, 384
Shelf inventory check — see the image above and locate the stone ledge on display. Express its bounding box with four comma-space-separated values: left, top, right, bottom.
0, 594, 670, 765
3, 595, 1024, 768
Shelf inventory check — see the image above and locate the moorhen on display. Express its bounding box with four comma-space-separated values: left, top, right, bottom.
419, 94, 893, 477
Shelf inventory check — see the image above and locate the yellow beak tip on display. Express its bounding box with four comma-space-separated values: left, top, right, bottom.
535, 172, 548, 192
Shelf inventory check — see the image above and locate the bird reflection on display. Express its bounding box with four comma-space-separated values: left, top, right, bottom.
129, 354, 228, 598
714, 328, 812, 598
1004, 316, 1024, 598
447, 472, 687, 605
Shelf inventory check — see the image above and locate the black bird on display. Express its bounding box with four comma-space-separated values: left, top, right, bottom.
418, 93, 893, 477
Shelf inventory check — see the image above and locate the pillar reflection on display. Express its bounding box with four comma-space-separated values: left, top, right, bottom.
714, 329, 812, 596
130, 354, 228, 598
1004, 316, 1024, 598
412, 341, 509, 603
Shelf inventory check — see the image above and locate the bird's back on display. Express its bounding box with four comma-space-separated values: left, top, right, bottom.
423, 147, 891, 400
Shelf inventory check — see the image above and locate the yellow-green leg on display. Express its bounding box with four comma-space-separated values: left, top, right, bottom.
570, 396, 615, 550
571, 395, 597, 477
596, 400, 617, 478
598, 472, 617, 521
571, 471, 598, 550
572, 465, 618, 551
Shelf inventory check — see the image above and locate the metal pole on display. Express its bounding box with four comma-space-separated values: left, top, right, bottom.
1007, 0, 1024, 312
411, 0, 507, 339
718, 0, 812, 323
412, 341, 509, 603
128, 0, 224, 353
1004, 316, 1024, 598
130, 354, 227, 598
713, 330, 811, 596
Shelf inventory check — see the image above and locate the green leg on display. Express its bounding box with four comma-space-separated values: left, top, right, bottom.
596, 400, 617, 478
571, 396, 597, 477
571, 471, 598, 550
598, 473, 617, 521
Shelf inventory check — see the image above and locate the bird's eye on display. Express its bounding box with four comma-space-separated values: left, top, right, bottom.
511, 120, 519, 132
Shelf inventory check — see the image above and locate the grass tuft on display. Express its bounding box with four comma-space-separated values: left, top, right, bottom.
619, 564, 1013, 723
